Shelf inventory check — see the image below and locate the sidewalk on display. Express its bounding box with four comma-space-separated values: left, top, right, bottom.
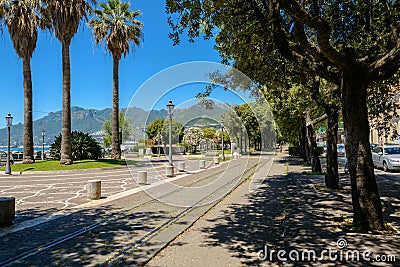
148, 152, 399, 267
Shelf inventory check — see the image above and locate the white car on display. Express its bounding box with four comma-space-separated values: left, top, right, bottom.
372, 146, 400, 172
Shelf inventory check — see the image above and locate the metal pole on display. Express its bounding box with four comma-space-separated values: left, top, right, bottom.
221, 126, 225, 161
5, 125, 11, 175
157, 132, 161, 157
169, 114, 173, 165
42, 134, 45, 160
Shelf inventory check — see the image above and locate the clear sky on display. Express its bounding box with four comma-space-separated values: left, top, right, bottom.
0, 1, 252, 129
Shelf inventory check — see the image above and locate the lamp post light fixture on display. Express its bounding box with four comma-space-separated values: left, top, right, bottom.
220, 120, 225, 161
41, 129, 46, 160
5, 113, 13, 175
167, 100, 175, 166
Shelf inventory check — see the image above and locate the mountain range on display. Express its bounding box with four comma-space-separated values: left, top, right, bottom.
0, 102, 226, 146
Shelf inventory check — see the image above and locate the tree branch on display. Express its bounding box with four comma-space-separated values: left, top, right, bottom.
277, 0, 347, 68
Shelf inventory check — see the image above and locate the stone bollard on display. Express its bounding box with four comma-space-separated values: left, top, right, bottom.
178, 162, 185, 172
233, 152, 239, 160
138, 149, 144, 155
213, 156, 219, 164
166, 165, 174, 177
137, 171, 147, 185
146, 148, 152, 155
199, 160, 206, 169
87, 180, 101, 200
0, 197, 15, 227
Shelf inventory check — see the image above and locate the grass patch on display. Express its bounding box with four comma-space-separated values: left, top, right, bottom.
331, 215, 396, 235
316, 186, 330, 191
3, 158, 140, 172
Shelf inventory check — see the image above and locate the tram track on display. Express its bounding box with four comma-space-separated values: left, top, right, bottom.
0, 156, 269, 266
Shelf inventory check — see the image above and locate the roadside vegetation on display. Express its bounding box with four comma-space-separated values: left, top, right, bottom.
4, 158, 139, 172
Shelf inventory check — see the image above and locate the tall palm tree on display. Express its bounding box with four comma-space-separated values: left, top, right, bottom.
0, 0, 47, 164
89, 0, 143, 159
42, 0, 95, 165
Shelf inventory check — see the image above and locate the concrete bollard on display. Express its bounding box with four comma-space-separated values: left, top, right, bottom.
166, 165, 174, 177
137, 171, 147, 185
138, 149, 144, 155
178, 162, 185, 172
199, 160, 206, 169
0, 197, 15, 227
146, 148, 152, 155
213, 156, 219, 164
87, 180, 101, 200
233, 152, 239, 160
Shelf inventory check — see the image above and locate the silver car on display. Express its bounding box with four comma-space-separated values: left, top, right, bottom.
372, 146, 400, 172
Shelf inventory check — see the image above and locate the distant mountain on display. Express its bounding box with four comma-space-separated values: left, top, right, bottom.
0, 107, 113, 146
0, 102, 226, 146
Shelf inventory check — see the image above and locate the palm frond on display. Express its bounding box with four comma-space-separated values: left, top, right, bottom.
88, 0, 143, 59
0, 0, 47, 59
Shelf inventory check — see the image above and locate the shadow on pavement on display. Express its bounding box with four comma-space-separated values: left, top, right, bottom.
198, 159, 399, 266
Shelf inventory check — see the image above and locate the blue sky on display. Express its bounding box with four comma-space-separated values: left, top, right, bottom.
0, 1, 251, 128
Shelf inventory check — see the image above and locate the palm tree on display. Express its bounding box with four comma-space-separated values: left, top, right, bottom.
0, 0, 47, 164
89, 0, 143, 159
42, 0, 95, 165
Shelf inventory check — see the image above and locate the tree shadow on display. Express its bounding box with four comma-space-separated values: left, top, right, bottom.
0, 200, 179, 266
197, 162, 399, 266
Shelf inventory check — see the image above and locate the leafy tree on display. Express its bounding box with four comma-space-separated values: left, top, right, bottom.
146, 119, 184, 145
103, 112, 133, 146
89, 0, 143, 159
0, 0, 48, 163
146, 119, 164, 140
50, 131, 102, 161
166, 0, 400, 231
183, 127, 204, 153
202, 128, 216, 140
42, 0, 95, 165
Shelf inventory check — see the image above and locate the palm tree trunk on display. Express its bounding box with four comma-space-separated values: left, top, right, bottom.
112, 55, 121, 159
22, 57, 35, 164
60, 42, 73, 165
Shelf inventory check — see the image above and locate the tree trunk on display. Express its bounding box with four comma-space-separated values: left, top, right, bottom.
342, 71, 384, 231
305, 109, 321, 172
307, 124, 322, 172
22, 57, 34, 164
325, 105, 339, 189
111, 55, 121, 159
60, 42, 73, 165
299, 125, 308, 162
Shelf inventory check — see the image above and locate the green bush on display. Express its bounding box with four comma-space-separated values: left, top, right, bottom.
289, 146, 300, 156
316, 146, 324, 156
50, 131, 102, 160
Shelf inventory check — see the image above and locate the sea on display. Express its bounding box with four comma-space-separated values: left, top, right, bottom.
0, 147, 51, 153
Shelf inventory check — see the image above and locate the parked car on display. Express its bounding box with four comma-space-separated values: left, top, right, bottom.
372, 145, 400, 172
0, 151, 14, 166
337, 144, 346, 156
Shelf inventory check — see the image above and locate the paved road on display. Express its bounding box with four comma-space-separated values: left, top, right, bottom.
0, 156, 215, 225
0, 153, 274, 266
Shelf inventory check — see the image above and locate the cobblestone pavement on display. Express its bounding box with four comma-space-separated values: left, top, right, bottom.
148, 154, 399, 267
0, 155, 218, 225
0, 153, 274, 266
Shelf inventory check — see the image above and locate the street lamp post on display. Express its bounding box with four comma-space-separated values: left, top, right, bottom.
157, 131, 161, 157
119, 127, 122, 154
41, 129, 46, 160
221, 120, 225, 161
5, 113, 13, 175
167, 100, 175, 166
